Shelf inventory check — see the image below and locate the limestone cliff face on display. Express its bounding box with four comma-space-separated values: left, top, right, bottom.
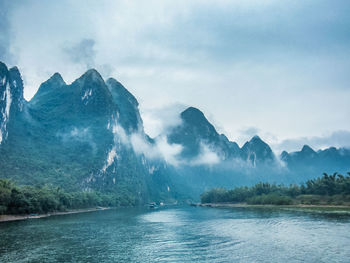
0, 62, 25, 144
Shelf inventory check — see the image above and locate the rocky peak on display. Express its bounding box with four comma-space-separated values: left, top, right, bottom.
167, 107, 242, 161
32, 72, 66, 102
48, 72, 65, 86
0, 62, 8, 78
241, 135, 275, 165
181, 107, 207, 123
76, 69, 105, 87
301, 145, 316, 155
180, 107, 218, 138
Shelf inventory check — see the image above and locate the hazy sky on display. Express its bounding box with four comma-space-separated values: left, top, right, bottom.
1, 0, 350, 152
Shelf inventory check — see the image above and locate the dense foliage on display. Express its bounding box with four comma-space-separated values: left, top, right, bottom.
200, 173, 350, 205
0, 179, 137, 215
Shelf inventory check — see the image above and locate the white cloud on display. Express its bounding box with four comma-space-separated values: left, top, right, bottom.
130, 133, 158, 159
156, 136, 183, 166
130, 133, 183, 166
141, 104, 186, 138
190, 143, 220, 166
108, 118, 183, 166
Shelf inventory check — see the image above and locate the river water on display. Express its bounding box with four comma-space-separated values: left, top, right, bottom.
1, 206, 350, 262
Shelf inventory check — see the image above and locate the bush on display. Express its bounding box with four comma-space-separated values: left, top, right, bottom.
247, 193, 293, 205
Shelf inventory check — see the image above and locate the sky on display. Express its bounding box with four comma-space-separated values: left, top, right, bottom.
1, 0, 350, 152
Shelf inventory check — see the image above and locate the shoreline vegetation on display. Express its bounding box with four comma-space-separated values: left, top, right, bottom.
0, 179, 136, 217
200, 173, 350, 209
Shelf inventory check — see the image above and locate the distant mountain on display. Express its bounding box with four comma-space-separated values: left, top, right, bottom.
281, 145, 350, 177
0, 61, 349, 202
166, 107, 275, 166
240, 135, 275, 166
167, 107, 240, 161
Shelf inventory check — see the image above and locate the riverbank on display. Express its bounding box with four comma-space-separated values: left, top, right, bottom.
197, 203, 350, 213
0, 207, 110, 223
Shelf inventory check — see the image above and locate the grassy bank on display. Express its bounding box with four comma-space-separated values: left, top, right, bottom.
198, 203, 350, 215
199, 202, 350, 209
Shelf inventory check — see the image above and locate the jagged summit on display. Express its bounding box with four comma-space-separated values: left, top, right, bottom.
180, 107, 218, 137
42, 72, 65, 87
72, 68, 106, 90
301, 145, 316, 154
179, 107, 218, 136
241, 135, 275, 164
0, 61, 8, 73
9, 66, 20, 75
181, 107, 205, 120
81, 68, 104, 81
243, 135, 270, 149
30, 72, 66, 103
75, 69, 113, 109
251, 135, 261, 141
28, 67, 116, 124
49, 72, 66, 85
167, 106, 242, 160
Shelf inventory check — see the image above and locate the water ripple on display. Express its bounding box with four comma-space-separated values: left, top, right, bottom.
1, 207, 350, 262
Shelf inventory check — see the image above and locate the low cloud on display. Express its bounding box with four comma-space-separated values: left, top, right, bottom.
63, 38, 114, 80
108, 119, 223, 167
141, 104, 186, 138
57, 127, 96, 152
131, 133, 183, 166
155, 136, 183, 166
130, 133, 159, 159
272, 130, 350, 153
190, 143, 220, 166
236, 126, 278, 148
63, 38, 96, 69
237, 127, 261, 144
108, 119, 183, 166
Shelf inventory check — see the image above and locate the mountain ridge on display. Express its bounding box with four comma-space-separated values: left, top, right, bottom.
0, 61, 349, 203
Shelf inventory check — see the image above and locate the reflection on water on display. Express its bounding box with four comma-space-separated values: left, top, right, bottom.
1, 206, 350, 262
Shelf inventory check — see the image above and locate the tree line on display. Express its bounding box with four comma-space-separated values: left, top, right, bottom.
200, 172, 350, 205
0, 179, 137, 215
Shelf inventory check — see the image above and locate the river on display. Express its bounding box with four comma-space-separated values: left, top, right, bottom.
1, 206, 350, 262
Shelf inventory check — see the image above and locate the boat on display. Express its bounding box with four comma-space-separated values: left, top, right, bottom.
149, 202, 158, 209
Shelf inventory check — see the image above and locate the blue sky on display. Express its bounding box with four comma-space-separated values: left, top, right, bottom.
1, 0, 350, 152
